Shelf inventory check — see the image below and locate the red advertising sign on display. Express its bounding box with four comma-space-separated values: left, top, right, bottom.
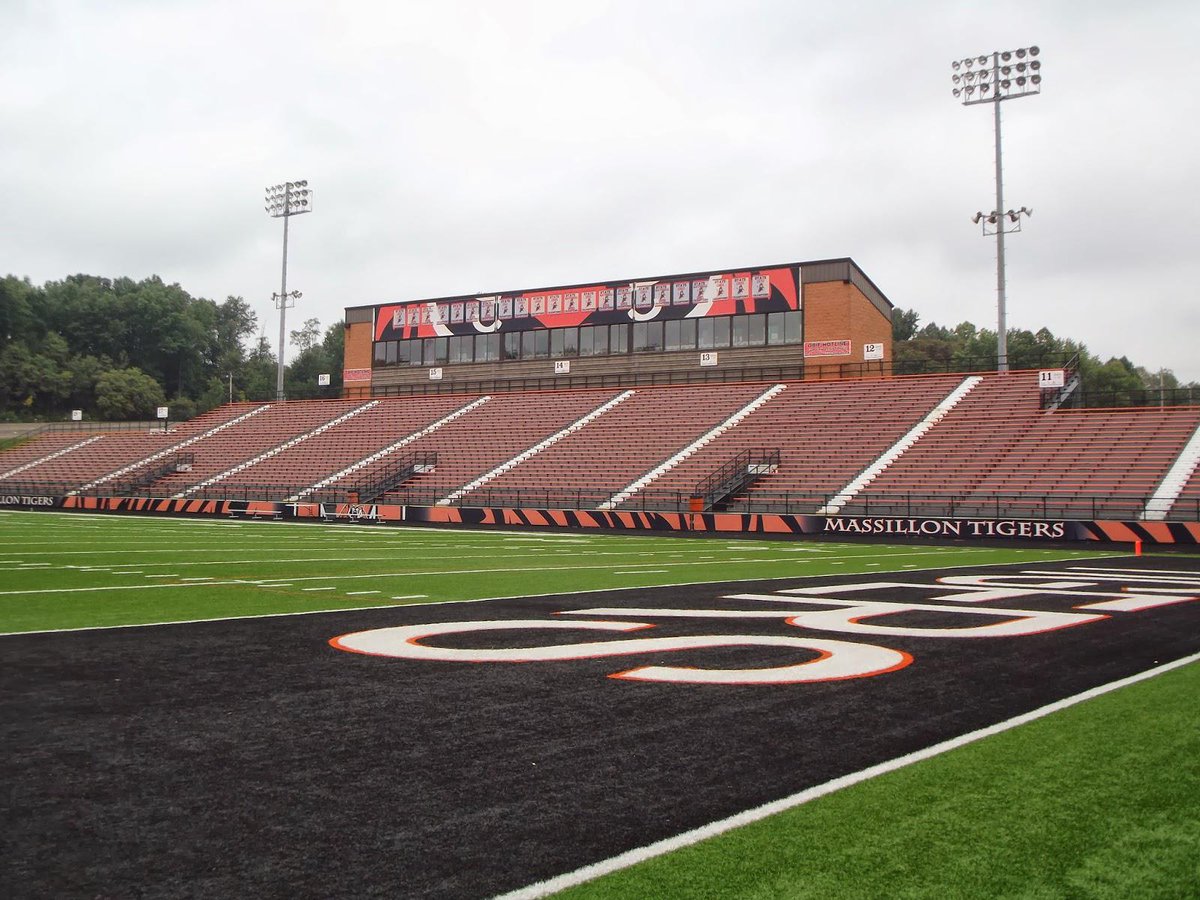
804, 340, 852, 358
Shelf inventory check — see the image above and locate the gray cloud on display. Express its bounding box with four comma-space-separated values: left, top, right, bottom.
2, 0, 1198, 378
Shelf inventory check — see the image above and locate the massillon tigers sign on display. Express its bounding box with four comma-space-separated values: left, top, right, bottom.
330, 566, 1197, 685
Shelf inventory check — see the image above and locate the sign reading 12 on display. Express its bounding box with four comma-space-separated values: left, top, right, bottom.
329, 569, 1196, 686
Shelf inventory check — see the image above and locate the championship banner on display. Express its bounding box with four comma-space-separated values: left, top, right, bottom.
372, 266, 800, 342
342, 368, 372, 383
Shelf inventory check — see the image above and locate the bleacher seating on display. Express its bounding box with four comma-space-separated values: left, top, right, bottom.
3, 371, 1200, 522
204, 394, 473, 499
338, 389, 627, 504
0, 403, 261, 492
450, 383, 771, 508
144, 400, 364, 496
639, 374, 965, 511
0, 431, 102, 478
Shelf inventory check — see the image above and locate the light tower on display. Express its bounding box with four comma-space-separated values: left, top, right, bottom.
264, 180, 312, 399
952, 45, 1042, 372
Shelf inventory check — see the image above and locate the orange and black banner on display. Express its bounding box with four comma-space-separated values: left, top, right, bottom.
372, 266, 800, 342
7, 493, 1200, 544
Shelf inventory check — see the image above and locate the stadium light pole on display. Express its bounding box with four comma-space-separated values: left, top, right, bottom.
264, 180, 312, 399
952, 45, 1041, 373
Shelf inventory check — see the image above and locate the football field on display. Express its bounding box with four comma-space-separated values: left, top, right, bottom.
2, 510, 1198, 898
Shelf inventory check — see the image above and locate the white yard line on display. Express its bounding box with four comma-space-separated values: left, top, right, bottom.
494, 650, 1200, 900
0, 554, 1134, 636
0, 549, 1105, 600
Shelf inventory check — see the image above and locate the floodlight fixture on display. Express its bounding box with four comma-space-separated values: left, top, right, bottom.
263, 178, 314, 399
950, 45, 1043, 372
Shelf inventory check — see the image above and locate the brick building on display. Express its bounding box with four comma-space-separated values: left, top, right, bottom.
342, 257, 892, 397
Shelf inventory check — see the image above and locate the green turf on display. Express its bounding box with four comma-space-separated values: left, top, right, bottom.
1, 509, 1193, 897
0, 509, 1112, 633
556, 658, 1200, 899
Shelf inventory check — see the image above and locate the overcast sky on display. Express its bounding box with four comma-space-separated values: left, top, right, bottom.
3, 0, 1198, 380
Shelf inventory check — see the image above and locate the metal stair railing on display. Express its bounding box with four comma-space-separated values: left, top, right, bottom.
691, 448, 781, 511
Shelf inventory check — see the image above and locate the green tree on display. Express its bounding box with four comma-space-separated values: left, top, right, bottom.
0, 343, 72, 415
95, 367, 166, 420
289, 317, 322, 353
891, 307, 920, 342
285, 321, 343, 399
0, 275, 38, 348
242, 334, 279, 402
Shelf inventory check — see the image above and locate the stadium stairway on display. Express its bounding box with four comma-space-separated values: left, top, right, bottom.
439, 390, 635, 505
816, 375, 982, 514
600, 384, 784, 509
0, 434, 105, 482
173, 399, 382, 498
295, 396, 489, 501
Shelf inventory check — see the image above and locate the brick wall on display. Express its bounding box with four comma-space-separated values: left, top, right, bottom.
802, 281, 892, 378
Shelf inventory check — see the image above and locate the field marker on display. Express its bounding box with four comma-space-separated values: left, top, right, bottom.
390, 594, 428, 600
496, 649, 1200, 900
301, 586, 335, 592
613, 570, 668, 575
180, 577, 213, 582
346, 590, 381, 596
144, 574, 179, 579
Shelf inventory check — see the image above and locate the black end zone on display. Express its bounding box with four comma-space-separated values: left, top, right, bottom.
2, 557, 1198, 898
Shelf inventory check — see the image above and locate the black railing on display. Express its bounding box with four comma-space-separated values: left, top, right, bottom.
97, 453, 196, 496
693, 449, 781, 510
353, 451, 438, 503
4, 474, 1200, 522
10, 420, 168, 438
1063, 387, 1200, 409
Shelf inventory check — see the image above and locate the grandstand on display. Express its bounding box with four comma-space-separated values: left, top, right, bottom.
3, 371, 1200, 524
3, 257, 1200, 531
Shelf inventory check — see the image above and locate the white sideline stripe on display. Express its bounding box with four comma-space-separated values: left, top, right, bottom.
816, 375, 983, 515
438, 390, 636, 505
494, 649, 1200, 900
601, 383, 787, 510
1141, 418, 1200, 520
174, 400, 380, 498
292, 395, 491, 500
0, 434, 105, 480
77, 403, 272, 492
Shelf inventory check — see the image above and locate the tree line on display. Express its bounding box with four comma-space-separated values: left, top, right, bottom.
0, 274, 343, 422
891, 308, 1197, 399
